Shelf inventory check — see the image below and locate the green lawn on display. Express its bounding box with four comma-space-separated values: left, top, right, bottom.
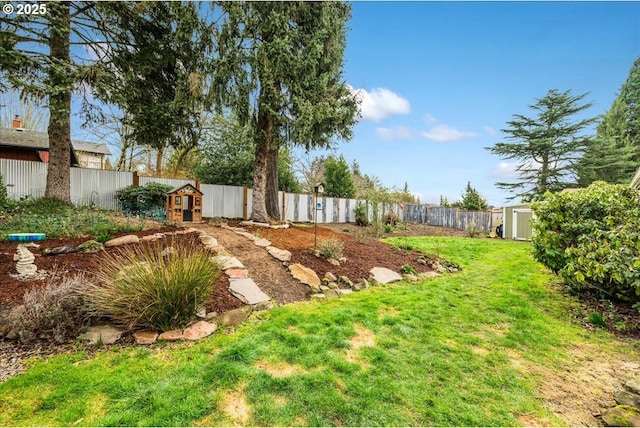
0, 237, 635, 426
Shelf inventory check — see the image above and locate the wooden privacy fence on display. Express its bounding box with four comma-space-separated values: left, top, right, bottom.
403, 204, 500, 233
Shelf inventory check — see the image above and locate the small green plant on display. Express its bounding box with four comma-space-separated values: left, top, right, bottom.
384, 224, 393, 233
355, 201, 369, 226
83, 237, 221, 331
95, 232, 112, 243
466, 221, 479, 238
318, 238, 344, 260
401, 263, 417, 275
587, 312, 606, 327
384, 212, 399, 226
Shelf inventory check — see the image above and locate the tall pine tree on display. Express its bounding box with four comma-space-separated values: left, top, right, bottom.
487, 89, 597, 202
214, 2, 357, 222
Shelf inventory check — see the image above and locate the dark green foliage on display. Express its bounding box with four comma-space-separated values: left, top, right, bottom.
578, 56, 640, 185
355, 201, 369, 226
453, 182, 489, 210
194, 116, 301, 192
532, 182, 640, 302
116, 182, 173, 214
0, 173, 15, 212
487, 89, 597, 202
324, 155, 355, 198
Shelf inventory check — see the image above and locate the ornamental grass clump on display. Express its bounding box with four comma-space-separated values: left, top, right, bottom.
85, 238, 220, 331
318, 238, 344, 260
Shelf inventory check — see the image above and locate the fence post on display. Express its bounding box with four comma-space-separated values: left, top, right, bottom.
281, 191, 286, 222
132, 170, 139, 187
243, 186, 248, 219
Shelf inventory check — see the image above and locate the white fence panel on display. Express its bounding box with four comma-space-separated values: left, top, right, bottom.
70, 168, 132, 210
0, 159, 48, 200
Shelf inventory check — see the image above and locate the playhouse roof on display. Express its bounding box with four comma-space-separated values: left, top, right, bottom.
167, 183, 202, 195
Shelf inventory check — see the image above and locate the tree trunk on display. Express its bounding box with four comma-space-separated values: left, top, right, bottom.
44, 2, 72, 203
155, 147, 164, 176
265, 144, 280, 220
251, 96, 273, 223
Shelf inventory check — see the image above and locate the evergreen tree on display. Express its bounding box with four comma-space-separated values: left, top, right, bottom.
324, 155, 355, 198
487, 89, 597, 201
458, 181, 489, 211
214, 2, 357, 222
577, 56, 640, 185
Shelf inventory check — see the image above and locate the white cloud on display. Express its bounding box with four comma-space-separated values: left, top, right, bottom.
375, 126, 413, 141
483, 126, 497, 136
424, 113, 438, 124
489, 161, 519, 179
420, 124, 477, 142
351, 87, 410, 121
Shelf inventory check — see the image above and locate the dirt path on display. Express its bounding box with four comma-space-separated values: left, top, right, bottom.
193, 224, 310, 305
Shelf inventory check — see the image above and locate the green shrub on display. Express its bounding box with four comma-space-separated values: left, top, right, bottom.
0, 173, 15, 212
84, 238, 220, 330
354, 201, 369, 226
384, 224, 393, 233
466, 221, 479, 238
318, 238, 344, 260
116, 182, 173, 214
532, 181, 640, 301
383, 212, 399, 226
401, 263, 417, 275
2, 275, 90, 343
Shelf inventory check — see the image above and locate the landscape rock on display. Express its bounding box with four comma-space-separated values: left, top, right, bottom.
134, 331, 159, 345
266, 246, 292, 262
141, 234, 161, 242
82, 325, 124, 345
229, 278, 271, 305
325, 289, 340, 299
199, 235, 218, 246
311, 293, 326, 300
196, 307, 207, 318
78, 240, 104, 253
158, 329, 184, 341
404, 274, 419, 282
213, 306, 252, 326
327, 282, 339, 290
324, 272, 337, 282
355, 278, 369, 290
327, 258, 340, 266
339, 289, 354, 295
237, 231, 257, 240
320, 285, 330, 292
213, 255, 245, 270
224, 269, 249, 279
615, 390, 640, 408
104, 234, 139, 247
254, 238, 271, 247
601, 405, 640, 427
369, 267, 403, 284
419, 271, 440, 279
253, 300, 275, 311
338, 276, 353, 287
626, 380, 640, 395
183, 321, 217, 340
289, 263, 321, 287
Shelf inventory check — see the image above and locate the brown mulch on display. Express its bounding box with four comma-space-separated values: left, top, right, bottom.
241, 222, 438, 281
0, 226, 241, 315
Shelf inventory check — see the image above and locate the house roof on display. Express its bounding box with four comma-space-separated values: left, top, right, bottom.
0, 127, 111, 155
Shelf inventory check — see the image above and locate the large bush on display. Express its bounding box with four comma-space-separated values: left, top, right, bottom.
116, 182, 173, 214
83, 237, 220, 330
532, 181, 640, 301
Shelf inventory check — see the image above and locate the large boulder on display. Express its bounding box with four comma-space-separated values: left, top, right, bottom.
229, 278, 271, 305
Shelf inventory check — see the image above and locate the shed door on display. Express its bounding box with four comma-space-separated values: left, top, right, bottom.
512, 209, 533, 240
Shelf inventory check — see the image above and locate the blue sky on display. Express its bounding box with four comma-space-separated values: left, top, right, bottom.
303, 1, 640, 206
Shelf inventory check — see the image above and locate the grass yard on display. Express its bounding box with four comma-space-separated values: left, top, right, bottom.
0, 237, 637, 426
